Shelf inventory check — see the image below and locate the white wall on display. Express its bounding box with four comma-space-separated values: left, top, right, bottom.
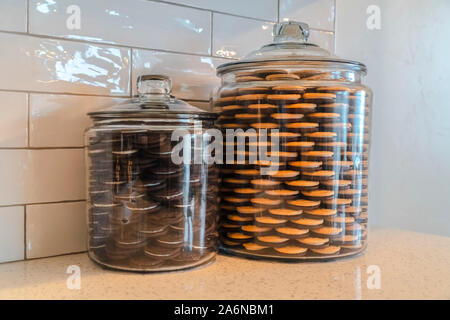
336, 0, 450, 236
0, 0, 336, 263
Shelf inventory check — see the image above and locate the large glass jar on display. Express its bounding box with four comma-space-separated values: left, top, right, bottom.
85, 75, 218, 271
215, 21, 372, 260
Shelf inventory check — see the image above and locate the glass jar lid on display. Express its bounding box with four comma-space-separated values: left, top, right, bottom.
88, 75, 217, 120
216, 21, 366, 75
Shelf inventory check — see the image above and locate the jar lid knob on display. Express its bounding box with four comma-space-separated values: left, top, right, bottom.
137, 74, 172, 96
273, 21, 310, 43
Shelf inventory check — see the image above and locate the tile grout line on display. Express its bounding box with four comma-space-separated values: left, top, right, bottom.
26, 93, 30, 148
18, 250, 87, 263
334, 0, 337, 53
310, 27, 335, 33
0, 88, 210, 101
0, 146, 85, 151
23, 205, 27, 259
210, 12, 214, 57
151, 0, 275, 23
0, 88, 130, 99
0, 26, 331, 60
0, 199, 86, 209
129, 48, 133, 97
277, 0, 280, 22
0, 30, 235, 61
26, 0, 29, 34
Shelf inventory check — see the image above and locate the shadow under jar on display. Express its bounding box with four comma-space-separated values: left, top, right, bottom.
215, 21, 372, 261
85, 75, 218, 271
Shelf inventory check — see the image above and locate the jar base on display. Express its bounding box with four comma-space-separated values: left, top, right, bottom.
88, 250, 216, 273
219, 243, 367, 262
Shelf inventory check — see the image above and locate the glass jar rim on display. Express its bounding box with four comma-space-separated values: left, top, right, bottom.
217, 58, 367, 76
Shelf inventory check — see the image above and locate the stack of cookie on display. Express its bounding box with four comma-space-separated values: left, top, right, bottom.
216, 69, 370, 259
87, 129, 218, 271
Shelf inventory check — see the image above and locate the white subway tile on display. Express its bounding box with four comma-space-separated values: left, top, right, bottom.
165, 0, 278, 21
132, 49, 227, 101
309, 29, 334, 53
29, 0, 211, 55
0, 33, 130, 96
280, 0, 335, 31
213, 13, 273, 59
26, 201, 86, 259
0, 149, 85, 206
0, 0, 27, 32
0, 92, 28, 148
0, 206, 24, 263
30, 94, 124, 148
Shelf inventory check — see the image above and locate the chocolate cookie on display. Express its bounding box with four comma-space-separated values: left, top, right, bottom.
286, 122, 319, 133
321, 179, 352, 190
267, 94, 301, 104
268, 208, 303, 220
266, 170, 300, 181
233, 187, 263, 198
296, 237, 329, 249
287, 199, 321, 210
226, 214, 254, 225
311, 227, 343, 239
247, 104, 278, 113
274, 246, 308, 256
241, 225, 272, 236
266, 73, 300, 81
302, 170, 335, 181
275, 227, 309, 239
255, 235, 290, 247
304, 131, 337, 141
284, 103, 317, 113
237, 87, 270, 95
303, 93, 336, 104
301, 189, 335, 200
284, 141, 315, 152
254, 216, 287, 228
243, 242, 270, 252
285, 180, 320, 191
300, 151, 334, 161
308, 112, 340, 123
251, 197, 283, 208
251, 179, 282, 190
236, 94, 267, 104
272, 85, 306, 94
271, 113, 305, 122
226, 232, 253, 243
264, 189, 299, 200
221, 105, 245, 114
303, 208, 337, 219
310, 245, 341, 255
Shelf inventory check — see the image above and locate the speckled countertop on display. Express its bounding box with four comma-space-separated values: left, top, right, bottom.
0, 228, 449, 300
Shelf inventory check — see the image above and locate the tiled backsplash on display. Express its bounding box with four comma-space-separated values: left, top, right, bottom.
0, 0, 336, 263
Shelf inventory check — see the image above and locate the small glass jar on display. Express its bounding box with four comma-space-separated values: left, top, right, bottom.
215, 21, 372, 260
85, 75, 218, 271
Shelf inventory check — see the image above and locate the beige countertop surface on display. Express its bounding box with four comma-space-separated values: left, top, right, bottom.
0, 228, 449, 300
